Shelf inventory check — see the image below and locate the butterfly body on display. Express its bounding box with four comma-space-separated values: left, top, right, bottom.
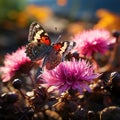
25, 21, 76, 69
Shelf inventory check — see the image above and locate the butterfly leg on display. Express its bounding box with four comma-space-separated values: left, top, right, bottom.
41, 55, 48, 70
35, 67, 43, 82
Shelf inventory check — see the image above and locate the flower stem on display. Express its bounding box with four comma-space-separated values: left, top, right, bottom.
19, 89, 26, 99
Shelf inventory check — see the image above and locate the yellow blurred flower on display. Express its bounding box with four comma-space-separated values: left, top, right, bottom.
25, 5, 53, 24
67, 22, 85, 35
94, 9, 120, 31
14, 5, 53, 28
1, 5, 54, 29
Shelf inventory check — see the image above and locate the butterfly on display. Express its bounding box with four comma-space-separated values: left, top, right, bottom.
25, 21, 76, 70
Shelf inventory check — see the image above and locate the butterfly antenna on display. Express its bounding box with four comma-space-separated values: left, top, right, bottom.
54, 26, 62, 43
56, 35, 62, 43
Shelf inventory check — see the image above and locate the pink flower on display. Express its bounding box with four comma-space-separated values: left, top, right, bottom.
73, 29, 115, 57
0, 46, 32, 82
40, 59, 100, 94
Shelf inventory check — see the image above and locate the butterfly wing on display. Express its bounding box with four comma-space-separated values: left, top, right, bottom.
52, 41, 76, 56
26, 43, 51, 60
43, 49, 62, 70
26, 22, 51, 60
28, 21, 50, 43
43, 41, 76, 70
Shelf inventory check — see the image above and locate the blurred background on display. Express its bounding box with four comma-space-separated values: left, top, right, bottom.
0, 0, 120, 61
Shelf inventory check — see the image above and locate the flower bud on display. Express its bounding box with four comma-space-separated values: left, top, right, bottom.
12, 78, 22, 89
1, 92, 18, 103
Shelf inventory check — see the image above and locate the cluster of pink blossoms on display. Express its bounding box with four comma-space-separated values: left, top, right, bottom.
0, 47, 31, 82
1, 29, 114, 94
40, 59, 100, 93
72, 29, 115, 57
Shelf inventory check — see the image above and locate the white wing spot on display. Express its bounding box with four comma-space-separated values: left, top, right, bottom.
35, 24, 40, 28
